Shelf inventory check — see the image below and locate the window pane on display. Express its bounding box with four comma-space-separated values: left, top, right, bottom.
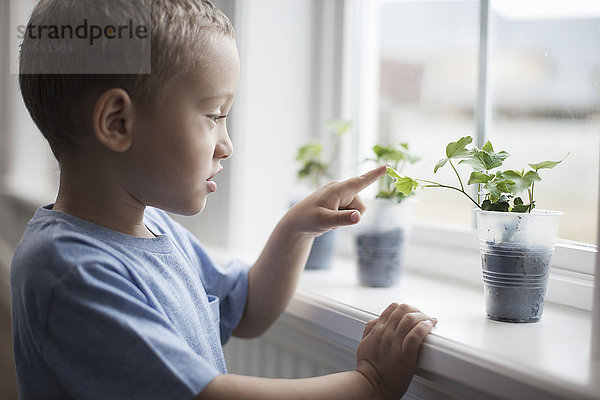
489, 1, 600, 244
378, 0, 480, 228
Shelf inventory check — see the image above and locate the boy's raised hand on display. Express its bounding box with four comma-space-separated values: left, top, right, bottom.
356, 303, 436, 399
286, 165, 388, 236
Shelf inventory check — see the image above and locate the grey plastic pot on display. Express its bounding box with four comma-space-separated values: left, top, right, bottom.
305, 229, 337, 270
476, 209, 562, 323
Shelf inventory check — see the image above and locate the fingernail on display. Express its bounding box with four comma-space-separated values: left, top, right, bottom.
431, 318, 438, 326
351, 211, 360, 223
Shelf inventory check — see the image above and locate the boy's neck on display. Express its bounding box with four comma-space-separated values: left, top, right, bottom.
53, 165, 156, 239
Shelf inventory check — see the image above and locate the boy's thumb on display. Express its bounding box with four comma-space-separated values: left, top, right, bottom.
332, 210, 361, 227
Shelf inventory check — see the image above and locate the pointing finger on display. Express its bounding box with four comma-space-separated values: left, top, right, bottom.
342, 165, 388, 194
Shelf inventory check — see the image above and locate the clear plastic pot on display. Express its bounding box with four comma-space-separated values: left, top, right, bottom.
355, 198, 415, 287
475, 209, 562, 323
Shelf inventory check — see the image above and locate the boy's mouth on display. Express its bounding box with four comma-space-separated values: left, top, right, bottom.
207, 167, 224, 182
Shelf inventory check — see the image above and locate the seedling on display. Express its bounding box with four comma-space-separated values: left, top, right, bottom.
295, 120, 351, 188
370, 143, 419, 203
387, 136, 566, 212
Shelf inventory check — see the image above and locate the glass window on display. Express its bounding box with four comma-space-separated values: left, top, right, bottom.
488, 1, 600, 244
377, 0, 480, 228
376, 0, 600, 245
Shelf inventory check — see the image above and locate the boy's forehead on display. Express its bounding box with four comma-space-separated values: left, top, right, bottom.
183, 38, 239, 101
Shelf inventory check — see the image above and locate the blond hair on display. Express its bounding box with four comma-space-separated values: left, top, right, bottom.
18, 0, 235, 163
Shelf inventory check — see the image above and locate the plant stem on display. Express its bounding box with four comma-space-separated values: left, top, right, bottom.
449, 160, 465, 192
528, 182, 535, 213
417, 179, 482, 209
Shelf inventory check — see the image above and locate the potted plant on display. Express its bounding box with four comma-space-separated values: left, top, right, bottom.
388, 136, 566, 322
295, 120, 351, 269
355, 143, 419, 287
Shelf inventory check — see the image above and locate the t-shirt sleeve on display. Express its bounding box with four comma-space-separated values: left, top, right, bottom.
40, 261, 219, 400
144, 208, 251, 344
194, 247, 250, 344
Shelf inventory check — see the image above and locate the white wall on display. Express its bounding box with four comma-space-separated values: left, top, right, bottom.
226, 0, 317, 256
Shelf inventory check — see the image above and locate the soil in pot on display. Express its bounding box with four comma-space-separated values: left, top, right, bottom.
481, 241, 553, 323
305, 229, 336, 270
355, 228, 405, 287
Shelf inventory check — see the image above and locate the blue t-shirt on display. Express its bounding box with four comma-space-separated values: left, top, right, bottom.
11, 205, 250, 399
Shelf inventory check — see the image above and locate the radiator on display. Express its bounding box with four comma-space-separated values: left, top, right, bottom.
223, 313, 353, 378
223, 312, 465, 400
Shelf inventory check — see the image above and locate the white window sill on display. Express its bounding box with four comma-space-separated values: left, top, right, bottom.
288, 257, 600, 400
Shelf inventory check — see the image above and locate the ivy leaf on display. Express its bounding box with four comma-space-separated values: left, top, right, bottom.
522, 170, 541, 186
296, 142, 323, 162
374, 144, 420, 164
484, 178, 514, 203
482, 199, 509, 212
386, 166, 401, 179
394, 176, 419, 196
435, 136, 473, 173
325, 120, 352, 136
499, 170, 540, 195
446, 136, 473, 159
511, 203, 530, 213
528, 155, 566, 172
297, 160, 327, 180
458, 152, 486, 171
434, 157, 449, 173
467, 171, 493, 185
459, 144, 509, 172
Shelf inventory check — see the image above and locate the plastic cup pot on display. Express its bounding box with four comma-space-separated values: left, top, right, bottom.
355, 198, 414, 287
475, 209, 562, 323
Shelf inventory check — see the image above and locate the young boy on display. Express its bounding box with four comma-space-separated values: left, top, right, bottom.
11, 0, 436, 398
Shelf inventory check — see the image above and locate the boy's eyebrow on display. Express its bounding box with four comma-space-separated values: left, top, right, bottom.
198, 92, 235, 102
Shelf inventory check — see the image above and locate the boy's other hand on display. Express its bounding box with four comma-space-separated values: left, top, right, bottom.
285, 165, 387, 237
356, 303, 436, 400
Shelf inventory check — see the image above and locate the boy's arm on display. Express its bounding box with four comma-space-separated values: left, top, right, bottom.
198, 303, 435, 400
232, 166, 387, 338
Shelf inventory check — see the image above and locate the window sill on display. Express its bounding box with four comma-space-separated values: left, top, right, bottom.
288, 257, 600, 400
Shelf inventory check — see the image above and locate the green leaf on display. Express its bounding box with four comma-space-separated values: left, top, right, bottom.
394, 176, 419, 196
434, 157, 448, 173
445, 136, 473, 159
373, 143, 420, 164
467, 171, 493, 185
513, 197, 524, 206
386, 166, 401, 179
325, 120, 352, 136
498, 170, 540, 195
460, 146, 509, 171
481, 140, 494, 153
528, 157, 564, 171
482, 199, 509, 212
297, 160, 327, 181
511, 203, 530, 213
296, 142, 322, 162
484, 179, 514, 203
458, 154, 486, 171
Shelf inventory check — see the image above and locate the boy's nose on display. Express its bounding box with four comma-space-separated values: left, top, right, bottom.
215, 128, 233, 160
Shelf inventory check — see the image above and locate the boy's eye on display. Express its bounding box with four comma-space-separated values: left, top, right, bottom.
208, 115, 227, 123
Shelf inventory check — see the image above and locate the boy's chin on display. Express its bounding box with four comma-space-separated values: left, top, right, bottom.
160, 198, 208, 216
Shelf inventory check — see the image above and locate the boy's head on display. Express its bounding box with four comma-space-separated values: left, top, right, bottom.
19, 0, 235, 163
19, 0, 239, 215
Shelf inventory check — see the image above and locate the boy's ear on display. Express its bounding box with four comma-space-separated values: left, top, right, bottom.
92, 88, 135, 152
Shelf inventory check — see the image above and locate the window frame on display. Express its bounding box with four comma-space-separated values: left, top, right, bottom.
342, 0, 597, 311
